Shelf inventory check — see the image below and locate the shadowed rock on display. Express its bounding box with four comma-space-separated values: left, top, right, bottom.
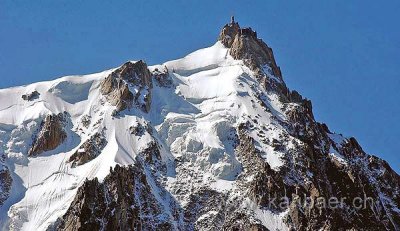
0, 168, 12, 206
153, 66, 172, 87
218, 18, 240, 47
52, 164, 177, 231
235, 120, 400, 230
218, 22, 281, 79
68, 131, 107, 167
28, 113, 67, 156
22, 91, 40, 101
218, 20, 290, 101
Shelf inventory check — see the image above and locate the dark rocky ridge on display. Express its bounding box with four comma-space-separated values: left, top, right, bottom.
0, 167, 12, 206
218, 18, 292, 102
218, 17, 240, 48
68, 130, 107, 167
52, 137, 179, 231
51, 163, 177, 231
29, 112, 67, 156
153, 66, 173, 87
237, 118, 400, 230
22, 90, 40, 101
100, 61, 153, 113
201, 19, 400, 229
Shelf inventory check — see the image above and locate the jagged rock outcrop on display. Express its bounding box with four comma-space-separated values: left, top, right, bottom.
236, 111, 400, 230
153, 66, 173, 87
28, 112, 67, 156
80, 115, 91, 128
129, 121, 151, 136
100, 61, 152, 113
140, 141, 164, 171
0, 167, 12, 206
218, 20, 281, 78
22, 90, 40, 101
52, 163, 178, 231
218, 17, 240, 48
218, 20, 291, 101
230, 28, 282, 78
283, 81, 400, 230
183, 188, 228, 230
236, 122, 288, 209
68, 130, 107, 167
222, 212, 270, 231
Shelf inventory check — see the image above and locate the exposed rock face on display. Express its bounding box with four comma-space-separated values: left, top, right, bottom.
100, 61, 152, 113
254, 96, 400, 230
53, 162, 178, 231
0, 167, 12, 206
231, 28, 281, 77
80, 115, 91, 129
28, 113, 67, 156
153, 66, 173, 87
219, 23, 281, 78
22, 90, 40, 101
68, 130, 107, 167
140, 141, 163, 167
129, 121, 152, 137
235, 122, 288, 209
230, 101, 400, 230
218, 22, 290, 101
218, 20, 240, 47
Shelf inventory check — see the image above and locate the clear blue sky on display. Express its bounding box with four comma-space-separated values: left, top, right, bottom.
1, 1, 399, 173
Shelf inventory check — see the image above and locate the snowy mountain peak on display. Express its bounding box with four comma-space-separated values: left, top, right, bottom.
100, 60, 153, 114
219, 19, 282, 77
0, 21, 399, 231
